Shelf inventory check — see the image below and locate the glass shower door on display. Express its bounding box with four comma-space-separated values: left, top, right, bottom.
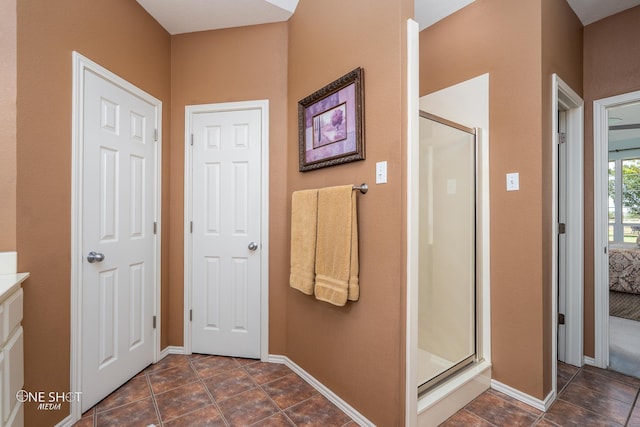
417, 111, 477, 393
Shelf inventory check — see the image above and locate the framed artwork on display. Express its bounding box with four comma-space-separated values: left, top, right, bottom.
298, 67, 364, 172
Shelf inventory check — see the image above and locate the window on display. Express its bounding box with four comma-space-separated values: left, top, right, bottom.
609, 157, 640, 243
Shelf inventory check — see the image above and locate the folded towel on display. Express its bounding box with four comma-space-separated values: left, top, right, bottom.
314, 185, 359, 306
289, 189, 319, 294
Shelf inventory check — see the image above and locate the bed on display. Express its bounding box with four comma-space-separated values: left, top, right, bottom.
609, 243, 640, 321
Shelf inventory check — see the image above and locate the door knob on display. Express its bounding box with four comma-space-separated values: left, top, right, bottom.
87, 251, 105, 263
248, 242, 258, 251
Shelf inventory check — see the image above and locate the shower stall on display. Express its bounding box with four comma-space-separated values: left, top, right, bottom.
417, 111, 478, 394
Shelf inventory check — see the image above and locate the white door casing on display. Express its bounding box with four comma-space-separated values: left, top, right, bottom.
71, 52, 161, 417
594, 89, 640, 369
184, 101, 269, 360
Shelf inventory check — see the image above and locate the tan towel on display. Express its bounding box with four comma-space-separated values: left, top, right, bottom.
314, 185, 359, 306
289, 189, 319, 294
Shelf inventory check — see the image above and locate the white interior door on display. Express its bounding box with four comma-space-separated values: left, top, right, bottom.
81, 69, 158, 410
557, 110, 568, 362
189, 106, 263, 358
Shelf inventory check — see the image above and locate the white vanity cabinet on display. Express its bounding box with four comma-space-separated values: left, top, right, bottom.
0, 275, 27, 427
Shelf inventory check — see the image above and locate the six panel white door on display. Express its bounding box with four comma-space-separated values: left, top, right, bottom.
81, 70, 157, 411
190, 108, 262, 358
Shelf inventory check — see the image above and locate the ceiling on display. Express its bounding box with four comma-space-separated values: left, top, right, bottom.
137, 0, 640, 35
608, 103, 640, 150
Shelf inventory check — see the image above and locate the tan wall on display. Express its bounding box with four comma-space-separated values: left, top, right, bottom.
16, 1, 171, 424
583, 5, 640, 357
420, 0, 579, 399
0, 0, 17, 251
170, 23, 289, 352
286, 0, 411, 425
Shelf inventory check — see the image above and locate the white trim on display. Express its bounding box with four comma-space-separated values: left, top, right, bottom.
593, 89, 640, 369
551, 74, 584, 395
490, 380, 555, 412
183, 100, 270, 361
54, 415, 74, 427
268, 355, 375, 427
160, 346, 185, 358
583, 356, 596, 366
406, 18, 420, 427
70, 51, 162, 424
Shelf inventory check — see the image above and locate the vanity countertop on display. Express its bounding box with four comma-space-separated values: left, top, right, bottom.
0, 273, 28, 303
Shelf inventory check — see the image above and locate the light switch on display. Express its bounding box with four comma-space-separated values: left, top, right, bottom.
376, 161, 387, 184
506, 172, 519, 191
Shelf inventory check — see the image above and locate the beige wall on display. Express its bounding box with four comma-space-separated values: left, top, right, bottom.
16, 1, 171, 424
420, 0, 582, 399
286, 0, 411, 425
170, 23, 289, 352
583, 5, 640, 358
0, 0, 17, 251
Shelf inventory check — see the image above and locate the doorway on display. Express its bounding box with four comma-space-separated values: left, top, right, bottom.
183, 101, 269, 360
71, 52, 162, 415
594, 90, 640, 376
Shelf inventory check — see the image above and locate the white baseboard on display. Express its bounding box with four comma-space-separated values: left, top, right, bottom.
160, 346, 185, 359
583, 356, 596, 366
269, 354, 375, 427
490, 379, 555, 412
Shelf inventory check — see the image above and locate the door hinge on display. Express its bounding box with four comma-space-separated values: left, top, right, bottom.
559, 132, 566, 144
154, 129, 158, 142
153, 221, 157, 235
153, 315, 157, 329
558, 313, 565, 325
558, 223, 566, 234
190, 309, 193, 322
190, 221, 193, 233
190, 134, 194, 146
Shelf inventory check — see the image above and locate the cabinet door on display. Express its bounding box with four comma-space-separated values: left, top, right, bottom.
4, 326, 23, 424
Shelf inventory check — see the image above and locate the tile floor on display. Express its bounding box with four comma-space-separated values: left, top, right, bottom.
74, 355, 640, 427
73, 354, 358, 427
442, 362, 640, 426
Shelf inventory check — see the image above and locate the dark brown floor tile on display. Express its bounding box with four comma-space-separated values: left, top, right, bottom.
343, 422, 362, 427
218, 387, 280, 427
583, 364, 640, 388
440, 409, 495, 426
629, 404, 640, 427
570, 369, 638, 404
155, 381, 213, 422
465, 390, 539, 426
244, 362, 293, 385
148, 364, 198, 394
261, 373, 317, 410
203, 367, 257, 402
163, 404, 227, 427
81, 407, 95, 418
72, 416, 94, 427
486, 389, 542, 416
96, 397, 159, 427
544, 399, 623, 427
533, 417, 562, 426
559, 382, 632, 425
96, 375, 151, 412
235, 357, 260, 366
249, 412, 295, 427
557, 362, 579, 392
285, 394, 352, 427
191, 355, 241, 379
145, 354, 190, 374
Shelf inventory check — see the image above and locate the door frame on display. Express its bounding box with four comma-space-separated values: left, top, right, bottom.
552, 74, 584, 384
70, 52, 162, 421
183, 100, 269, 361
593, 89, 640, 368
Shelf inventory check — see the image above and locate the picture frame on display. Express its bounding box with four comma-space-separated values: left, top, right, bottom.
298, 67, 365, 172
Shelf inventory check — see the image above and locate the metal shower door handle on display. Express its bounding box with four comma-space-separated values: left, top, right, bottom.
248, 242, 258, 251
87, 251, 105, 263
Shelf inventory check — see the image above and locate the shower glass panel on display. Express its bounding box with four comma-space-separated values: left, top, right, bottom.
418, 111, 476, 394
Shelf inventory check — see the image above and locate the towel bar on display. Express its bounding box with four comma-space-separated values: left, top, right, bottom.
352, 183, 368, 194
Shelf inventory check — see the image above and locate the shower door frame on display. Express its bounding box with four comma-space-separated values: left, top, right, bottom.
417, 111, 479, 395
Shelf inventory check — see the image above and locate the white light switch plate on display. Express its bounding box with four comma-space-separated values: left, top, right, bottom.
376, 161, 387, 184
506, 172, 519, 191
